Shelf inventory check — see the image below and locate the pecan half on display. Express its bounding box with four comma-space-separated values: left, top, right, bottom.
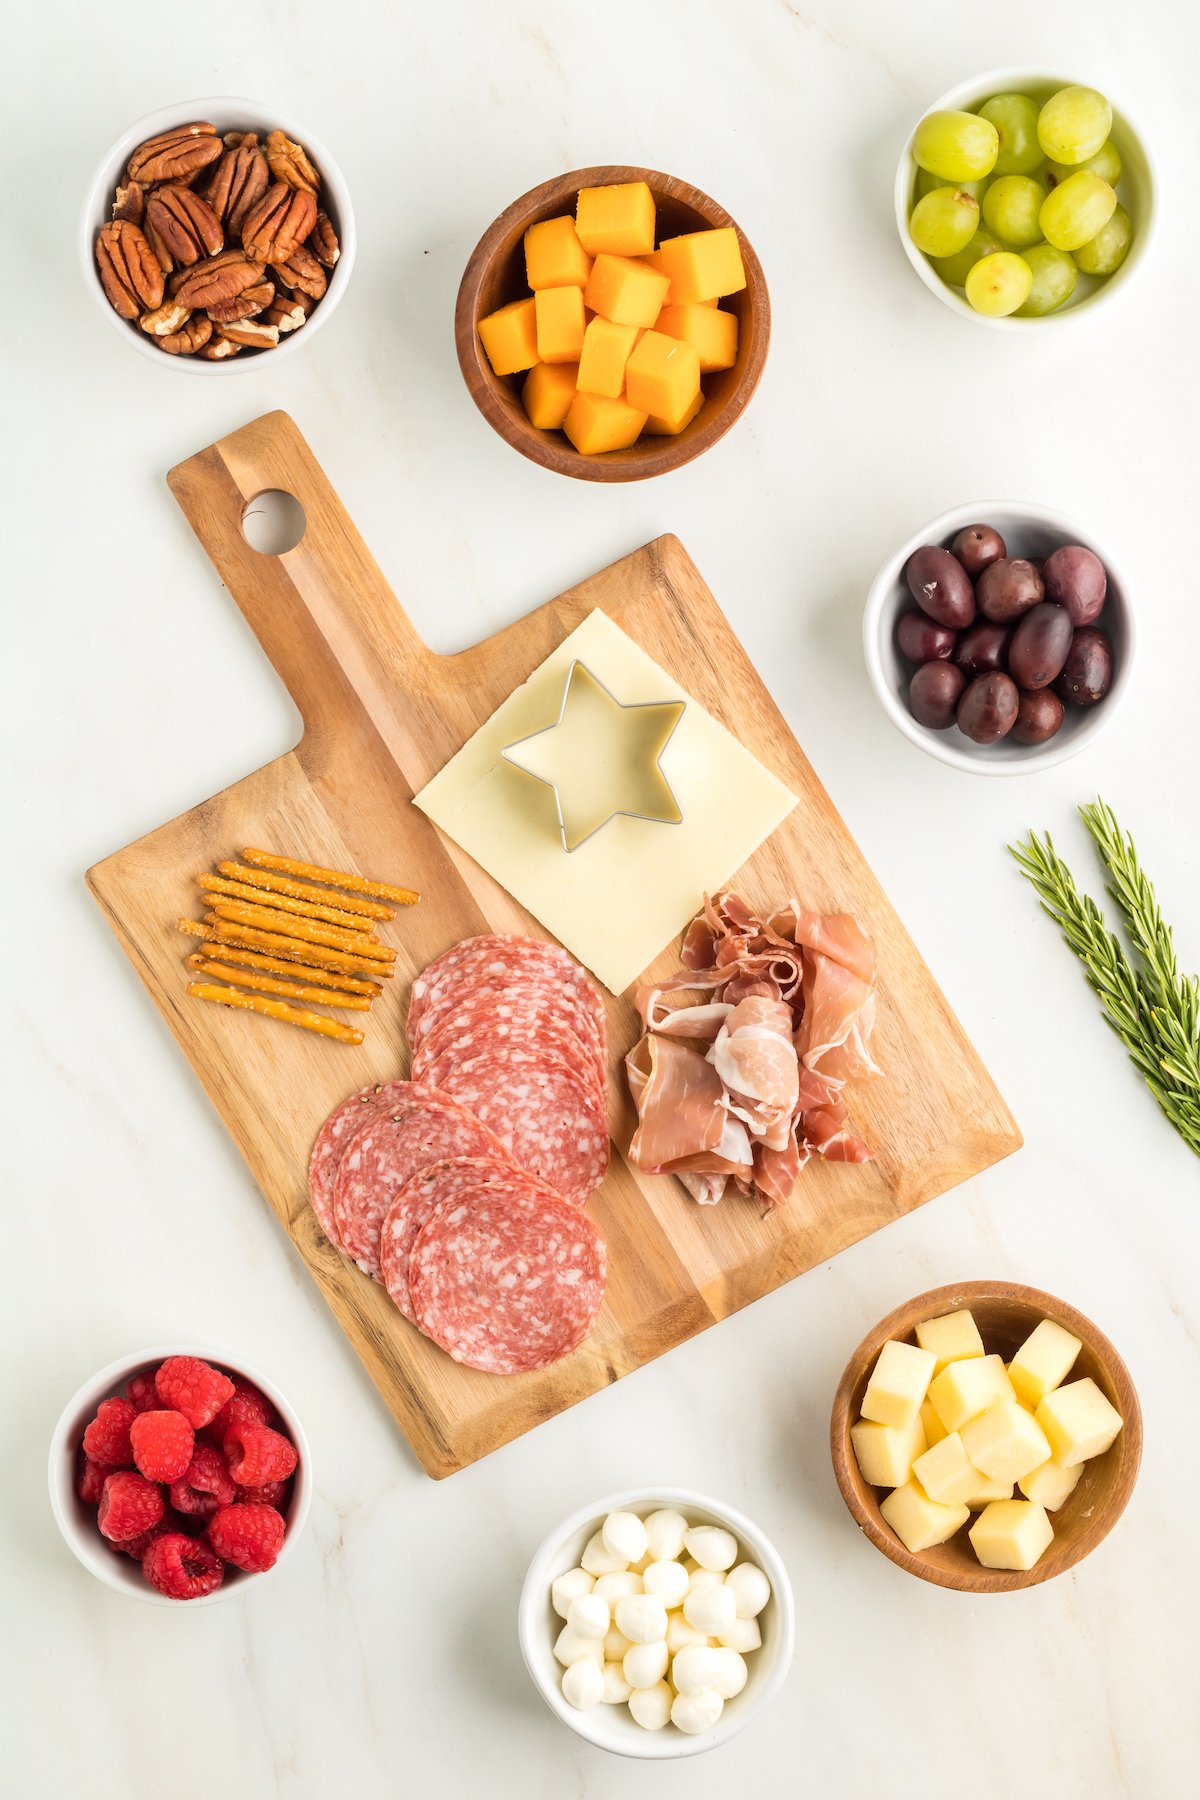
127, 122, 221, 186
262, 290, 313, 333
145, 184, 223, 266
204, 135, 270, 236
272, 243, 326, 300
223, 130, 254, 149
307, 211, 340, 268
206, 279, 275, 324
139, 300, 191, 337
241, 183, 316, 265
200, 336, 241, 359
159, 316, 213, 355
95, 221, 164, 319
266, 129, 320, 195
112, 181, 144, 225
172, 250, 264, 309
217, 318, 280, 350
144, 216, 175, 275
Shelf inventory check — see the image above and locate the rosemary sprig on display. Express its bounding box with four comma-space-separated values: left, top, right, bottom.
1009, 804, 1200, 1158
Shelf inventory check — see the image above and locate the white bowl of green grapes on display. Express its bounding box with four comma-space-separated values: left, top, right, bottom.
895, 68, 1155, 325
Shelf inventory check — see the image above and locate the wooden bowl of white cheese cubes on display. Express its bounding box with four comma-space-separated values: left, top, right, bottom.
830, 1283, 1142, 1592
519, 1488, 794, 1757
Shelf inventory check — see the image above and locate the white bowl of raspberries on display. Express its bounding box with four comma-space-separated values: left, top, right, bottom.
47, 1346, 311, 1605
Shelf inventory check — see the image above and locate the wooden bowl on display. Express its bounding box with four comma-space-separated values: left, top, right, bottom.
454, 165, 770, 482
830, 1282, 1142, 1592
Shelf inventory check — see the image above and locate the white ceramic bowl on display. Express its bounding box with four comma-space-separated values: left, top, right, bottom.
864, 501, 1136, 775
79, 97, 355, 372
518, 1487, 794, 1760
47, 1344, 312, 1606
895, 67, 1156, 328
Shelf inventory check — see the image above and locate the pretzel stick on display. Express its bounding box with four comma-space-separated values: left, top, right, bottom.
193, 919, 394, 977
241, 847, 420, 906
178, 917, 208, 939
217, 861, 395, 922
197, 874, 379, 935
186, 955, 374, 1011
186, 941, 382, 997
208, 900, 396, 961
187, 981, 364, 1045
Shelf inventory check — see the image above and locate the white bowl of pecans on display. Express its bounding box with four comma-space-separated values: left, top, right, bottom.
79, 97, 355, 370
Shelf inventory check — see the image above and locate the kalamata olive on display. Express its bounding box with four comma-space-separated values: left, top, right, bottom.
1008, 602, 1074, 689
1011, 687, 1065, 745
909, 660, 967, 729
956, 671, 1020, 743
950, 523, 1006, 577
1055, 627, 1113, 706
976, 557, 1045, 623
897, 609, 957, 663
1042, 544, 1107, 626
905, 545, 976, 629
955, 621, 1010, 676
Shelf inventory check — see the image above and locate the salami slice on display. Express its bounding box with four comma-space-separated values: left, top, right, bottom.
413, 1010, 599, 1098
439, 1049, 609, 1203
408, 935, 606, 1050
411, 975, 606, 1086
308, 1081, 412, 1251
331, 1086, 509, 1277
409, 1183, 607, 1374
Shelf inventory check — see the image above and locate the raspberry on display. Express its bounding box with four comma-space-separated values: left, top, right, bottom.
98, 1470, 164, 1543
208, 1503, 285, 1573
154, 1356, 235, 1429
223, 1423, 297, 1487
130, 1410, 194, 1482
142, 1532, 225, 1600
77, 1454, 110, 1505
209, 1378, 274, 1441
125, 1370, 162, 1414
234, 1478, 289, 1509
118, 1513, 186, 1560
171, 1443, 236, 1519
82, 1396, 136, 1466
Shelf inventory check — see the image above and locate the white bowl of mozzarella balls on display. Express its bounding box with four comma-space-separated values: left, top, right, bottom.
519, 1488, 795, 1758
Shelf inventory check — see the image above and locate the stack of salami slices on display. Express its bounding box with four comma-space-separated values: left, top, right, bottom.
308, 936, 610, 1375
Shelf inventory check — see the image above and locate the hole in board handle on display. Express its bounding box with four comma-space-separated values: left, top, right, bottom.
241, 490, 307, 557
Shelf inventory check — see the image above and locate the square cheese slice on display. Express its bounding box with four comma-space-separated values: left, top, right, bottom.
412, 610, 797, 993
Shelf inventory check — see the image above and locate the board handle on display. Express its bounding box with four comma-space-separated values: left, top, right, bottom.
167, 411, 432, 742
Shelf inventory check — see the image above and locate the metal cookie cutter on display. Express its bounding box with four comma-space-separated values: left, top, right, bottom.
500, 660, 686, 853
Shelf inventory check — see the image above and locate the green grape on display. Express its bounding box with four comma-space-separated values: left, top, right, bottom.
1046, 141, 1122, 188
915, 166, 983, 202
1016, 244, 1078, 315
1037, 86, 1113, 164
1074, 203, 1133, 275
932, 227, 1003, 288
913, 109, 1000, 182
982, 175, 1047, 247
978, 93, 1044, 175
910, 187, 980, 257
965, 251, 1033, 316
1040, 170, 1117, 250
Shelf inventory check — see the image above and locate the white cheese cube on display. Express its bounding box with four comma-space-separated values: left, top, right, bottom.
912, 1431, 984, 1507
915, 1308, 985, 1372
1006, 1366, 1038, 1412
961, 1399, 1053, 1484
879, 1478, 970, 1553
860, 1339, 937, 1429
962, 1470, 1013, 1509
968, 1499, 1054, 1570
928, 1353, 1015, 1433
1018, 1457, 1083, 1511
1036, 1378, 1123, 1467
851, 1413, 927, 1488
921, 1397, 949, 1447
1009, 1319, 1082, 1407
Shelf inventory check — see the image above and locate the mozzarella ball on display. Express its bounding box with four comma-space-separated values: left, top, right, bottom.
603, 1624, 633, 1663
671, 1688, 724, 1734
602, 1510, 649, 1564
551, 1566, 594, 1619
683, 1582, 737, 1637
671, 1645, 725, 1696
710, 1648, 748, 1700
566, 1593, 610, 1640
593, 1570, 641, 1603
581, 1530, 628, 1576
643, 1508, 689, 1562
600, 1661, 633, 1704
666, 1611, 710, 1655
687, 1566, 724, 1594
725, 1562, 771, 1619
683, 1525, 739, 1572
717, 1615, 762, 1654
624, 1640, 670, 1690
628, 1680, 673, 1731
614, 1592, 668, 1645
629, 1551, 653, 1576
554, 1626, 604, 1668
562, 1658, 605, 1710
641, 1558, 690, 1609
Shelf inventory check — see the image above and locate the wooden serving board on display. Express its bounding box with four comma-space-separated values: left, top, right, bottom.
87, 411, 1021, 1478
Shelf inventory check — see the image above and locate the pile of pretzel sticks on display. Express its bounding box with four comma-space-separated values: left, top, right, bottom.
176, 847, 419, 1046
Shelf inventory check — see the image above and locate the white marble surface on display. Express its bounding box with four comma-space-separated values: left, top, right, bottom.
4, 3, 1199, 1796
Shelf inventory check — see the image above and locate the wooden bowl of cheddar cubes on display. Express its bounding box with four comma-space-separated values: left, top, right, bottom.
829, 1283, 1141, 1592
455, 165, 769, 480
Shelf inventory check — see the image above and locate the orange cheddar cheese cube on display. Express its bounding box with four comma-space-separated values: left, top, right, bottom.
477, 296, 539, 376
534, 286, 586, 363
656, 303, 738, 373
644, 390, 705, 435
584, 254, 670, 329
563, 390, 648, 455
646, 228, 746, 303
624, 330, 701, 422
576, 317, 640, 398
575, 181, 656, 256
524, 215, 593, 290
522, 361, 579, 430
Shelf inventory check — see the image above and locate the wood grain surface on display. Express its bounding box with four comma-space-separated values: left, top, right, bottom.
87, 411, 1021, 1477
